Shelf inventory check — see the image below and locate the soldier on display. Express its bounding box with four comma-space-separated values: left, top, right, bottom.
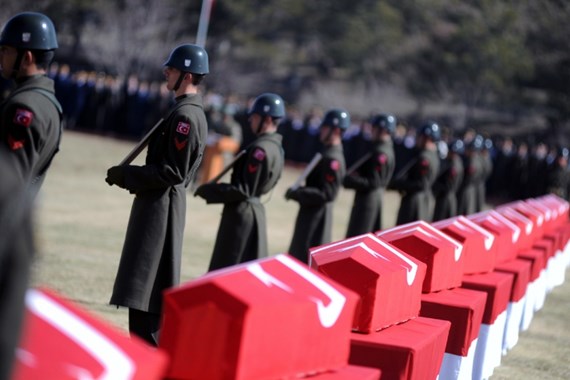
476, 137, 494, 212
195, 93, 285, 270
433, 138, 465, 221
344, 113, 396, 237
545, 147, 569, 200
392, 121, 441, 225
0, 12, 62, 197
286, 108, 349, 263
106, 44, 209, 345
457, 134, 484, 215
0, 147, 34, 380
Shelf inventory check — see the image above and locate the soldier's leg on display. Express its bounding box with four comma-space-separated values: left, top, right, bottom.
128, 308, 160, 346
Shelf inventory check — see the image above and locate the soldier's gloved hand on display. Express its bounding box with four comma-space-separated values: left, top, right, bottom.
285, 187, 295, 200
106, 166, 125, 188
194, 183, 208, 198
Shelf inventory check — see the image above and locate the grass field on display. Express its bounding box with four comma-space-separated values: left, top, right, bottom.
30, 130, 570, 379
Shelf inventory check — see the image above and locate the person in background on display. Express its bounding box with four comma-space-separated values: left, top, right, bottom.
195, 93, 285, 271
457, 134, 484, 215
433, 138, 464, 221
0, 147, 34, 380
0, 12, 62, 198
106, 44, 209, 345
344, 113, 396, 237
392, 121, 441, 224
286, 108, 349, 263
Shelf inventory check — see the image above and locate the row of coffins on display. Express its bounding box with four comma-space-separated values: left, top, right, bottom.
12, 194, 570, 379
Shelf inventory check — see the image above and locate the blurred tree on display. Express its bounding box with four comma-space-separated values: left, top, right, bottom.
397, 0, 534, 127
523, 0, 570, 138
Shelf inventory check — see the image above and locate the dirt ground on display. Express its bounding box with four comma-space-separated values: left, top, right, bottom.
30, 130, 570, 379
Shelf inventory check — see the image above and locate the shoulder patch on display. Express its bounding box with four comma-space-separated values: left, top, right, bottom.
330, 160, 340, 171
253, 148, 266, 161
176, 121, 191, 135
378, 154, 387, 164
13, 108, 33, 127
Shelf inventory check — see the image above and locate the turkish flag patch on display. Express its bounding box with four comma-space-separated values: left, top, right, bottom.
13, 108, 33, 127
253, 148, 266, 161
330, 160, 339, 171
176, 121, 191, 135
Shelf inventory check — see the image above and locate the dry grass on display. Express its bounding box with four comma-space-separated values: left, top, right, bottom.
30, 130, 569, 379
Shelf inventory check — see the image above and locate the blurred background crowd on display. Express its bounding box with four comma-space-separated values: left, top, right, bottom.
2, 61, 566, 208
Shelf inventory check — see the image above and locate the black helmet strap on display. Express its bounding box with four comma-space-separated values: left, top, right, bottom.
173, 71, 185, 92
11, 49, 25, 79
256, 115, 266, 135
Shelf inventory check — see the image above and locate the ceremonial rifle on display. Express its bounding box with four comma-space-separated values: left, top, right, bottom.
207, 149, 247, 184
119, 118, 164, 165
289, 152, 323, 191
346, 152, 373, 176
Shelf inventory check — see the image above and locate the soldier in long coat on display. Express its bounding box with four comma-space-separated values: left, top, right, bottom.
433, 139, 464, 221
476, 137, 493, 211
344, 113, 396, 237
0, 13, 59, 378
286, 108, 349, 263
195, 93, 285, 270
457, 135, 484, 215
0, 12, 62, 198
106, 44, 209, 345
392, 121, 441, 225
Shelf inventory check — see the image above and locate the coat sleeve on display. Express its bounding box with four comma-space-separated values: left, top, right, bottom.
288, 157, 343, 206
122, 114, 201, 192
196, 146, 267, 204
343, 152, 393, 191
2, 103, 44, 183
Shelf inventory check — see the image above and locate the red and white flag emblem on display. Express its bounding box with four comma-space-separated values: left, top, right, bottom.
176, 122, 190, 135
13, 108, 33, 127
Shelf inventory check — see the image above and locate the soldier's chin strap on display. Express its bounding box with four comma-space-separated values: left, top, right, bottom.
256, 116, 267, 135
322, 126, 335, 145
10, 49, 25, 79
173, 71, 186, 92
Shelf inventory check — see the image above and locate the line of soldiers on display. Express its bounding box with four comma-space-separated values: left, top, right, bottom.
3, 12, 569, 367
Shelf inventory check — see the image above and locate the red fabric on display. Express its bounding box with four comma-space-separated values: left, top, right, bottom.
349, 317, 450, 380
518, 249, 546, 281
432, 216, 496, 275
543, 231, 562, 253
504, 201, 546, 239
160, 254, 359, 380
420, 288, 487, 356
12, 288, 168, 380
377, 221, 465, 293
468, 210, 520, 264
538, 195, 570, 225
495, 206, 536, 251
533, 238, 555, 260
307, 365, 381, 379
494, 258, 532, 302
461, 272, 513, 324
310, 234, 426, 332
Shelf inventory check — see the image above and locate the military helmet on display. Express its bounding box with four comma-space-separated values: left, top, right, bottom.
371, 113, 396, 134
467, 134, 484, 151
418, 121, 441, 142
248, 93, 285, 118
321, 108, 350, 131
449, 139, 465, 154
557, 146, 569, 159
0, 12, 58, 50
163, 44, 209, 75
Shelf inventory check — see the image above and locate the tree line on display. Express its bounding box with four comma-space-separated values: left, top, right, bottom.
2, 0, 569, 143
